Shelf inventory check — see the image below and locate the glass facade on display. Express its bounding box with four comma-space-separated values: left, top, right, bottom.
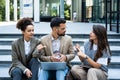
40, 0, 59, 17
86, 0, 93, 22
85, 0, 119, 23
5, 0, 120, 30
88, 0, 105, 23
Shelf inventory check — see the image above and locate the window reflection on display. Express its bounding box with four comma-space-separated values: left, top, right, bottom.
40, 0, 59, 17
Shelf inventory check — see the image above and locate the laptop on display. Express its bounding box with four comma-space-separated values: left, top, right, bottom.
40, 62, 66, 70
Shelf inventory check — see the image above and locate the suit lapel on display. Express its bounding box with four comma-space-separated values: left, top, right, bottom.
27, 38, 35, 60
29, 38, 34, 55
19, 38, 27, 64
47, 35, 53, 54
60, 36, 64, 53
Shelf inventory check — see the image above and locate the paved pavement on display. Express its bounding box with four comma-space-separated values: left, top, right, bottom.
0, 21, 118, 34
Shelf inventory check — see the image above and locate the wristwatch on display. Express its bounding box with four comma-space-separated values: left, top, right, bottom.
85, 55, 88, 59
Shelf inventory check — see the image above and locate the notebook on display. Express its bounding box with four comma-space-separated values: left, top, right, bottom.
97, 57, 108, 65
41, 62, 66, 70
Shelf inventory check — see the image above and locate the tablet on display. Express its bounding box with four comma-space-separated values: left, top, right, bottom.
41, 62, 66, 70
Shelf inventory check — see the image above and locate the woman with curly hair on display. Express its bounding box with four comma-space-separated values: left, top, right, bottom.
9, 18, 43, 80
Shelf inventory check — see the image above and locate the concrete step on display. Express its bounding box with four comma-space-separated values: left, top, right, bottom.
71, 56, 120, 68
0, 33, 45, 38
108, 68, 120, 80
0, 45, 11, 55
0, 45, 120, 56
72, 38, 120, 46
0, 67, 119, 80
0, 38, 120, 46
0, 38, 18, 45
0, 55, 120, 68
0, 33, 120, 39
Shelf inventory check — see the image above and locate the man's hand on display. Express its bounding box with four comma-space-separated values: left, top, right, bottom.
50, 54, 67, 62
50, 54, 60, 62
25, 69, 32, 78
59, 54, 67, 62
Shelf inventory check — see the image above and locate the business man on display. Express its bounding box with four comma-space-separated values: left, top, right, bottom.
33, 17, 75, 80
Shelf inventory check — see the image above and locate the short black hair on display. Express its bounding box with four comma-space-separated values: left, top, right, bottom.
50, 17, 66, 28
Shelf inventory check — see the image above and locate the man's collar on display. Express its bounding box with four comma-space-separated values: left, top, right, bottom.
50, 34, 62, 41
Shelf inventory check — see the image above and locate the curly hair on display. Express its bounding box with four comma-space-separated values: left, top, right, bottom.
16, 18, 33, 31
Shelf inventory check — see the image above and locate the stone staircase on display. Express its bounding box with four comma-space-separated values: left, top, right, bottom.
0, 33, 120, 80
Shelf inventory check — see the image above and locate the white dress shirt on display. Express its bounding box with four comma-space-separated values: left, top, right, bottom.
51, 36, 60, 53
24, 40, 31, 74
24, 40, 30, 55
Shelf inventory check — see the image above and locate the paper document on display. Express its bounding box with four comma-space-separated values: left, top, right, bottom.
97, 58, 108, 65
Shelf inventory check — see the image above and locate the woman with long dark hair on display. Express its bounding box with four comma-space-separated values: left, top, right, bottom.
71, 25, 111, 80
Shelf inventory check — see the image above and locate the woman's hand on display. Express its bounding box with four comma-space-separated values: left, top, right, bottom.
75, 44, 86, 58
25, 69, 32, 78
37, 44, 46, 51
77, 51, 86, 59
75, 44, 81, 52
75, 44, 87, 61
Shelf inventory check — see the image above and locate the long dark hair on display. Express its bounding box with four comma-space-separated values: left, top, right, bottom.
90, 25, 111, 61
